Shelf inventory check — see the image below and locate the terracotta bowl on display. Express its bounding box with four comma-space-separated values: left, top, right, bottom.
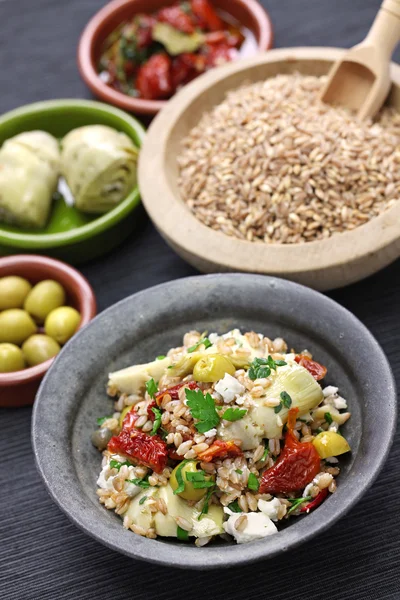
0, 255, 97, 407
77, 0, 273, 115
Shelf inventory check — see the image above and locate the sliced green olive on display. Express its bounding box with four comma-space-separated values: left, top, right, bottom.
169, 460, 213, 501
0, 343, 25, 372
0, 276, 32, 310
193, 354, 235, 382
119, 404, 134, 428
0, 309, 37, 345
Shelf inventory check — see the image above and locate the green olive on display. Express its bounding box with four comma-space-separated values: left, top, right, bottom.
44, 306, 81, 344
24, 280, 66, 323
119, 404, 134, 428
170, 460, 213, 501
193, 354, 236, 382
0, 276, 32, 310
22, 334, 60, 366
0, 343, 25, 372
0, 309, 37, 345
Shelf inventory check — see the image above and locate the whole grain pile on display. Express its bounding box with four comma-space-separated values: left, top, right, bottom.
177, 73, 400, 244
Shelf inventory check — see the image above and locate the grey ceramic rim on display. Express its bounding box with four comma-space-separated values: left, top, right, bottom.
32, 274, 397, 570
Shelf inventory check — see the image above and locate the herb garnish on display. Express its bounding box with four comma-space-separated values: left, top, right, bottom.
173, 460, 189, 495
247, 473, 259, 492
186, 470, 214, 489
235, 469, 243, 474
198, 486, 216, 520
109, 459, 132, 471
156, 355, 166, 360
188, 337, 212, 353
248, 356, 287, 381
185, 388, 220, 433
145, 378, 158, 399
97, 415, 112, 426
274, 390, 293, 413
127, 476, 151, 489
324, 412, 333, 425
260, 447, 269, 462
287, 496, 312, 515
227, 500, 242, 513
177, 525, 189, 541
139, 496, 148, 505
221, 407, 247, 422
150, 407, 162, 436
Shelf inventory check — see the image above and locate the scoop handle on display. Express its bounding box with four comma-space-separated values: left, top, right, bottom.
364, 0, 400, 58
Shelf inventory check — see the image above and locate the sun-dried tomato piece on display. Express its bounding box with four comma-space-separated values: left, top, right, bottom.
300, 488, 329, 513
158, 5, 195, 33
191, 0, 223, 31
121, 407, 139, 430
155, 380, 198, 405
136, 53, 173, 100
295, 355, 327, 381
108, 429, 168, 473
205, 42, 237, 67
197, 440, 242, 462
146, 400, 157, 421
259, 408, 321, 494
171, 53, 207, 89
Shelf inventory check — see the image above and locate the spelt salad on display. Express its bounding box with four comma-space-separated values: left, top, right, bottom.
92, 329, 351, 546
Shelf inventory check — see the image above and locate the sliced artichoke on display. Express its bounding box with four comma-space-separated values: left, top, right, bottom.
0, 131, 60, 228
153, 23, 205, 55
108, 356, 171, 395
61, 125, 138, 214
219, 362, 323, 449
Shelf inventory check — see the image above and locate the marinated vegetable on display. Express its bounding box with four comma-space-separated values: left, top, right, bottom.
24, 280, 66, 323
0, 276, 32, 310
61, 125, 138, 214
93, 328, 351, 546
98, 0, 253, 101
22, 334, 61, 366
0, 343, 25, 372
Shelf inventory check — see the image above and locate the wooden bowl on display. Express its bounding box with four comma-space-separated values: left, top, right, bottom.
0, 255, 97, 407
139, 47, 400, 291
77, 0, 273, 116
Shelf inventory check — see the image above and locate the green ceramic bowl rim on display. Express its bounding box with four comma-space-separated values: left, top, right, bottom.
0, 99, 146, 249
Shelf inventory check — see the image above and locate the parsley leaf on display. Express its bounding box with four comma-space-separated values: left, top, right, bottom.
127, 477, 151, 489
186, 470, 214, 489
97, 415, 112, 426
188, 337, 212, 353
227, 500, 242, 513
280, 391, 292, 409
156, 355, 166, 360
247, 473, 259, 491
139, 496, 148, 505
177, 525, 189, 541
221, 407, 247, 422
274, 402, 283, 414
235, 469, 243, 474
287, 496, 312, 515
248, 356, 287, 380
145, 378, 158, 399
198, 485, 216, 520
261, 447, 269, 462
173, 460, 189, 495
185, 388, 220, 433
109, 459, 132, 471
150, 407, 162, 436
324, 412, 333, 425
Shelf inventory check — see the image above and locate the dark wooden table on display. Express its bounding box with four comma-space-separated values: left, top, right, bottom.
0, 1, 399, 598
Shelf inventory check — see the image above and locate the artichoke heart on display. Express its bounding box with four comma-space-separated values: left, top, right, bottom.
219, 362, 323, 449
108, 356, 171, 395
61, 125, 138, 214
0, 131, 60, 228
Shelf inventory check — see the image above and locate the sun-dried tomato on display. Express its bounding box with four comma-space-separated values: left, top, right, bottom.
300, 488, 329, 513
171, 53, 206, 89
146, 400, 157, 421
197, 440, 242, 462
136, 24, 154, 49
259, 408, 321, 494
295, 355, 327, 381
121, 407, 139, 430
155, 380, 198, 405
191, 0, 223, 31
158, 5, 195, 33
205, 42, 237, 67
108, 429, 168, 473
136, 53, 173, 100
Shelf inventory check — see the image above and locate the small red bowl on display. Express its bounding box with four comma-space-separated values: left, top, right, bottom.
77, 0, 273, 116
0, 255, 97, 407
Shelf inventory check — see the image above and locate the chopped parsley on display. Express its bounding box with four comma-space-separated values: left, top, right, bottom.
127, 477, 151, 489
287, 496, 312, 515
235, 469, 243, 474
185, 388, 220, 433
261, 447, 269, 462
97, 415, 112, 426
186, 470, 214, 489
145, 378, 158, 399
247, 473, 259, 492
156, 355, 166, 360
221, 407, 247, 422
177, 525, 189, 541
173, 460, 189, 495
198, 485, 216, 520
150, 406, 162, 436
139, 496, 148, 505
324, 412, 333, 425
227, 500, 242, 513
274, 390, 293, 413
188, 337, 212, 353
248, 355, 287, 380
109, 459, 132, 471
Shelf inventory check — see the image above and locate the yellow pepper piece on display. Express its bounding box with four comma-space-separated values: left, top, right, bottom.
313, 430, 351, 459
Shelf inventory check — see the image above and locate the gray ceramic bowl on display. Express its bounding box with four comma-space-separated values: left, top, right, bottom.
32, 274, 396, 570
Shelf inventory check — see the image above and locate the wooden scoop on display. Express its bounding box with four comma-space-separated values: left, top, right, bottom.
320, 0, 400, 119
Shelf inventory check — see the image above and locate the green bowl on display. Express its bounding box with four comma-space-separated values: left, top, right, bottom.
0, 99, 146, 263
